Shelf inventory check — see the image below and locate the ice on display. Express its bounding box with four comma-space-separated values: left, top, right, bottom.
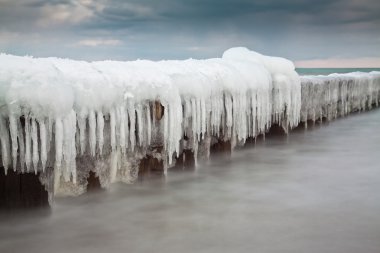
24, 116, 31, 172
88, 110, 96, 156
136, 104, 143, 146
17, 119, 25, 172
39, 120, 47, 172
97, 111, 104, 155
8, 115, 17, 170
0, 116, 10, 174
146, 104, 152, 146
0, 48, 379, 197
128, 103, 136, 151
110, 108, 116, 152
31, 119, 38, 174
77, 114, 85, 155
54, 117, 63, 171
117, 105, 126, 153
300, 72, 380, 123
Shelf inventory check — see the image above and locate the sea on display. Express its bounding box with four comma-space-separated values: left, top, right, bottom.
296, 68, 380, 75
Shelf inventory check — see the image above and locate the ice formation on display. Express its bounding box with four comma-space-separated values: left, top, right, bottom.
0, 47, 379, 198
300, 72, 380, 124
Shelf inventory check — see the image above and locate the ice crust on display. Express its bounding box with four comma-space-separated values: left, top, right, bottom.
0, 47, 379, 198
301, 72, 380, 124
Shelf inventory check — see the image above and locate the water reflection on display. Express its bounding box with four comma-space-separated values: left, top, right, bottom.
1, 110, 380, 253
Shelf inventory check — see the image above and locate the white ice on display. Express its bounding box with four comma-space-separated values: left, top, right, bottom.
1, 47, 378, 196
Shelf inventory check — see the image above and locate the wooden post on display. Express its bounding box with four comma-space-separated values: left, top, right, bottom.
266, 124, 286, 136
0, 168, 49, 210
154, 101, 164, 120
86, 171, 102, 192
210, 139, 231, 156
173, 149, 195, 170
138, 155, 164, 181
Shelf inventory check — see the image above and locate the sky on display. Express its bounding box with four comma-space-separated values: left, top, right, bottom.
0, 0, 380, 67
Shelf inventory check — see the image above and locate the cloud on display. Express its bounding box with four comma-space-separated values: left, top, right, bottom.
0, 0, 379, 62
76, 38, 122, 47
186, 46, 202, 52
0, 29, 41, 46
36, 0, 105, 26
0, 30, 20, 44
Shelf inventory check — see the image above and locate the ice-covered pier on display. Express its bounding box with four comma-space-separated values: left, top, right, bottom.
0, 47, 380, 207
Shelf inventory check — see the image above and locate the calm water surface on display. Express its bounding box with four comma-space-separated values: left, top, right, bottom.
1, 110, 380, 253
296, 68, 380, 75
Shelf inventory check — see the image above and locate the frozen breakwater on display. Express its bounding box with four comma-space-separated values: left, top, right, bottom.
0, 47, 380, 203
301, 73, 380, 123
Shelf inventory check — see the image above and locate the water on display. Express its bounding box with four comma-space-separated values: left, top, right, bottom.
1, 110, 380, 253
296, 68, 380, 75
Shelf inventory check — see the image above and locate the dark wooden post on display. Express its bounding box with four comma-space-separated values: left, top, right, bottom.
86, 171, 102, 192
0, 168, 49, 210
210, 139, 232, 156
154, 101, 164, 120
173, 149, 195, 171
138, 155, 164, 181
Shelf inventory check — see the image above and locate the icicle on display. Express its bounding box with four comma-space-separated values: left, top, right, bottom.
224, 93, 233, 137
39, 120, 47, 172
97, 111, 104, 155
163, 104, 169, 151
25, 116, 32, 172
118, 106, 126, 153
78, 115, 87, 155
146, 103, 152, 145
251, 90, 257, 137
70, 111, 77, 183
152, 101, 157, 130
167, 104, 174, 165
46, 117, 53, 153
128, 103, 136, 151
175, 101, 183, 156
17, 120, 25, 172
136, 104, 143, 146
200, 98, 206, 139
196, 99, 201, 141
8, 115, 18, 170
0, 116, 10, 174
31, 119, 39, 174
55, 117, 63, 171
183, 98, 191, 134
190, 98, 197, 144
110, 108, 116, 151
62, 113, 73, 181
124, 108, 130, 150
88, 110, 96, 156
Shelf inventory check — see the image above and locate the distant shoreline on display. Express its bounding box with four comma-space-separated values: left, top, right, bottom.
296, 68, 380, 75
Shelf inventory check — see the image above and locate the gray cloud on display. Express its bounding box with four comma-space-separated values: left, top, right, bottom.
0, 0, 379, 63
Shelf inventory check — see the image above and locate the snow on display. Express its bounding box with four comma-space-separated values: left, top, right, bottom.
1, 47, 378, 198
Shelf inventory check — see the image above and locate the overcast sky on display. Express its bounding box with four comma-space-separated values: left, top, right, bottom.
0, 0, 379, 67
